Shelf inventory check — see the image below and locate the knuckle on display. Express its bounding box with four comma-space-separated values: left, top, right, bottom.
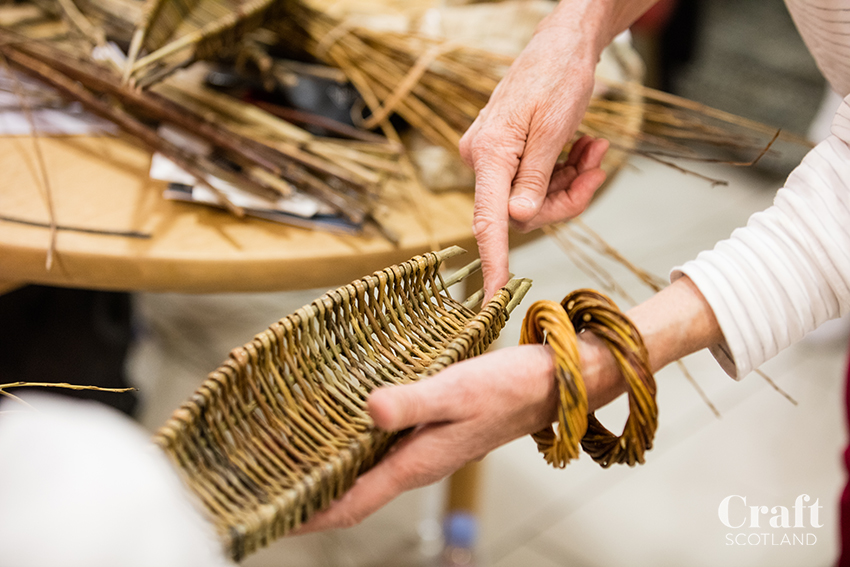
531, 107, 563, 138
472, 213, 501, 242
512, 166, 550, 192
470, 135, 495, 164
473, 192, 503, 222
470, 124, 525, 164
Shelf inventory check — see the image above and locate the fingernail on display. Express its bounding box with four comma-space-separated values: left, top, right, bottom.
509, 196, 534, 212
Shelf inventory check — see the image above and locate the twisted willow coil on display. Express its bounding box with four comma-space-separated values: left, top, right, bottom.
153, 246, 531, 561
521, 300, 587, 467
520, 289, 658, 469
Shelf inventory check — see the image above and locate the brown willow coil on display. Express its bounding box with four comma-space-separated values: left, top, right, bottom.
520, 289, 658, 469
521, 300, 587, 467
153, 246, 531, 561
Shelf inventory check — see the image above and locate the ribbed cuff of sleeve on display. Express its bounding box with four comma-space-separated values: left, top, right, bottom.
671, 264, 748, 380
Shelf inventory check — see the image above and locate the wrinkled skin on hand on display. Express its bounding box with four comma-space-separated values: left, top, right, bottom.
459, 24, 610, 300
296, 334, 623, 533
293, 0, 714, 536
294, 277, 720, 533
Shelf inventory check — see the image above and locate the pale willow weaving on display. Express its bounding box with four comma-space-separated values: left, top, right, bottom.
154, 247, 531, 560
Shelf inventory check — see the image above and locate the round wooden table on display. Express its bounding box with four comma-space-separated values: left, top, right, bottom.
0, 134, 482, 293
0, 124, 637, 295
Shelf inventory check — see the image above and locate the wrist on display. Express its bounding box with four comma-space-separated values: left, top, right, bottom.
626, 276, 723, 372
539, 0, 662, 60
536, 0, 617, 61
577, 331, 627, 412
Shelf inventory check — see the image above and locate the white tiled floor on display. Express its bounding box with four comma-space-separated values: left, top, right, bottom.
129, 155, 850, 566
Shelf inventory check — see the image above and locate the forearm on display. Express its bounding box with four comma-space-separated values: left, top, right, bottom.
539, 0, 662, 59
628, 276, 724, 372
580, 276, 722, 411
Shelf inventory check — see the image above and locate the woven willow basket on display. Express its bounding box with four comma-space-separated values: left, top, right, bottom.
153, 246, 531, 560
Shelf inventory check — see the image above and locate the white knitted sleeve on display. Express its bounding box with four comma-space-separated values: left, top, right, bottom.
671, 96, 850, 379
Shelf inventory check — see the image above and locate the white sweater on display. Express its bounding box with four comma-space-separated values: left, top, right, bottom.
672, 0, 850, 378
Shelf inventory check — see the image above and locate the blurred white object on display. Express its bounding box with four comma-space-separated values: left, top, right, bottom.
809, 88, 844, 143
0, 393, 232, 567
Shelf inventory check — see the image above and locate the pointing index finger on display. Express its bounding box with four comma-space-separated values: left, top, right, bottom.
472, 151, 517, 301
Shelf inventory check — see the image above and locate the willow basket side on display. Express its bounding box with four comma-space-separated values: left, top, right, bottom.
153, 246, 531, 560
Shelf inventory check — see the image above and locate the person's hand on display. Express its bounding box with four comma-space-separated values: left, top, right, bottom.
517, 134, 610, 233
459, 21, 610, 300
295, 335, 626, 534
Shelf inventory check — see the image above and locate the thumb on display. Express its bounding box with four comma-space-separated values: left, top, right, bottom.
368, 376, 466, 431
508, 121, 569, 224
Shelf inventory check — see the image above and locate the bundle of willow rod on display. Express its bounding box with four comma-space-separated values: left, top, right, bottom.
520, 289, 657, 468
123, 0, 282, 86
57, 0, 794, 167
0, 25, 402, 232
277, 0, 794, 167
154, 246, 532, 560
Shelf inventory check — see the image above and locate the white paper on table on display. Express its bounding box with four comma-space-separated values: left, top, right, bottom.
0, 68, 117, 136
0, 107, 118, 136
192, 184, 323, 218
149, 152, 199, 185
152, 153, 327, 218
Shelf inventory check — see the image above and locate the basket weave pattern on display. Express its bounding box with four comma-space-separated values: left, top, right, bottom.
153, 248, 524, 560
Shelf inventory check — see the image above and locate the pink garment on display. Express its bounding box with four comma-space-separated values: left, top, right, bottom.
785, 0, 850, 98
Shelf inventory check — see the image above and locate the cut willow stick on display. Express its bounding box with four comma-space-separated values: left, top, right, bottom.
156, 82, 372, 189
0, 383, 135, 410
10, 39, 337, 189
276, 0, 798, 180
330, 47, 440, 250
596, 77, 814, 149
754, 368, 798, 406
0, 214, 152, 239
440, 258, 481, 290
0, 52, 57, 270
0, 37, 245, 215
543, 224, 637, 304
633, 149, 728, 187
0, 388, 35, 410
154, 77, 393, 219
676, 360, 721, 419
0, 382, 136, 392
634, 129, 782, 167
0, 31, 390, 225
567, 219, 668, 292
542, 222, 725, 416
252, 100, 394, 145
